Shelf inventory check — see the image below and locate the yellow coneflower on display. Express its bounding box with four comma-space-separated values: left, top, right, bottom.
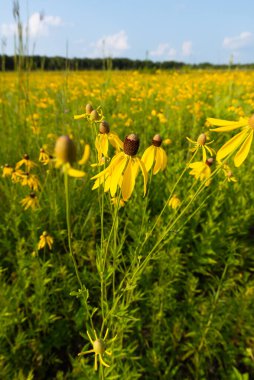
186, 133, 215, 162
78, 329, 111, 371
142, 134, 167, 174
55, 135, 86, 178
91, 134, 148, 201
168, 194, 181, 209
11, 169, 24, 183
207, 115, 254, 167
20, 192, 39, 210
16, 154, 37, 171
222, 164, 237, 183
38, 231, 54, 250
39, 148, 51, 165
111, 197, 125, 208
94, 120, 123, 164
189, 158, 214, 186
20, 172, 40, 191
2, 164, 13, 177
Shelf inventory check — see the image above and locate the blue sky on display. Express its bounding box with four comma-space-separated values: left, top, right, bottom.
0, 0, 254, 64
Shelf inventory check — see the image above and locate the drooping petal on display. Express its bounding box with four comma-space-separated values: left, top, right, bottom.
99, 354, 110, 368
91, 152, 124, 180
78, 144, 90, 165
121, 159, 136, 201
108, 132, 123, 150
234, 130, 253, 167
142, 146, 155, 172
138, 158, 148, 195
67, 167, 86, 178
160, 147, 168, 171
109, 155, 127, 197
208, 117, 247, 131
74, 113, 87, 120
202, 145, 207, 162
101, 134, 109, 157
216, 129, 249, 161
153, 147, 162, 174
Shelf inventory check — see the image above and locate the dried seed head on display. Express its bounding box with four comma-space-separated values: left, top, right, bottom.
90, 110, 99, 121
123, 134, 140, 156
206, 158, 214, 166
197, 133, 207, 145
93, 339, 105, 355
55, 135, 76, 164
152, 134, 163, 147
99, 120, 110, 134
30, 192, 36, 199
248, 114, 254, 129
86, 103, 93, 114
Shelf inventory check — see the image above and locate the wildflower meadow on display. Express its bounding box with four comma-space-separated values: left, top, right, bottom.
1, 66, 254, 380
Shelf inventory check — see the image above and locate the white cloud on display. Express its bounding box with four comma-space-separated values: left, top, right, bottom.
223, 32, 253, 50
182, 41, 192, 56
0, 12, 62, 39
150, 43, 177, 59
91, 30, 129, 57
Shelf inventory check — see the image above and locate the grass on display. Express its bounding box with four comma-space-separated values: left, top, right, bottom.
0, 68, 254, 380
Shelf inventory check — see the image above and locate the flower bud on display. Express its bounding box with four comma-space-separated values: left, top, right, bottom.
123, 134, 140, 156
86, 103, 93, 114
99, 120, 110, 134
152, 134, 163, 147
197, 133, 206, 145
90, 110, 99, 121
55, 135, 76, 164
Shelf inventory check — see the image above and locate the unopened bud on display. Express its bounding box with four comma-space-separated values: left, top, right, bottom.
123, 134, 140, 156
90, 110, 99, 121
93, 339, 105, 355
86, 104, 93, 114
55, 135, 76, 164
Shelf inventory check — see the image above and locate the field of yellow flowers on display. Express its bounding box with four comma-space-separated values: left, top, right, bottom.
1, 69, 254, 380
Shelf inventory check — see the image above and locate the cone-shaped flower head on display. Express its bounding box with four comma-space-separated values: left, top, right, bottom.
123, 133, 140, 156
94, 121, 123, 165
55, 135, 76, 165
186, 132, 215, 162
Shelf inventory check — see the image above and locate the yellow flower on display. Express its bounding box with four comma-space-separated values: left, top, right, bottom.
38, 231, 54, 250
20, 172, 40, 191
142, 134, 167, 174
207, 116, 254, 167
55, 135, 86, 178
189, 158, 213, 186
74, 104, 104, 123
91, 134, 148, 202
20, 192, 39, 210
39, 148, 51, 165
78, 329, 112, 371
94, 121, 123, 164
222, 164, 237, 182
11, 169, 25, 183
2, 164, 13, 177
186, 133, 215, 162
111, 197, 125, 208
16, 154, 37, 171
168, 194, 181, 209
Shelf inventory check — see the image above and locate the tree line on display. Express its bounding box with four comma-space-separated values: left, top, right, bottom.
1, 54, 254, 71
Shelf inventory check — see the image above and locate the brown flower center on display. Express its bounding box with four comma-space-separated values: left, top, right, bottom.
152, 134, 162, 147
123, 134, 140, 156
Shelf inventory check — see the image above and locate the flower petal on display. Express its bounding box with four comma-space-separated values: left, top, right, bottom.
67, 167, 86, 178
121, 159, 136, 201
142, 146, 155, 172
208, 117, 247, 131
78, 144, 90, 165
109, 156, 127, 197
217, 129, 249, 161
234, 130, 253, 167
153, 147, 163, 174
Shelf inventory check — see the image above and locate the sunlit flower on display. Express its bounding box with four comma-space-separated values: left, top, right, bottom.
2, 164, 13, 177
111, 197, 125, 208
186, 133, 215, 162
207, 116, 254, 167
189, 158, 214, 186
91, 134, 148, 201
78, 329, 112, 371
168, 194, 181, 209
142, 134, 167, 174
55, 135, 86, 178
39, 148, 51, 165
11, 169, 24, 183
20, 192, 39, 210
94, 120, 123, 164
16, 154, 37, 171
38, 231, 54, 250
20, 172, 40, 191
163, 138, 172, 146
